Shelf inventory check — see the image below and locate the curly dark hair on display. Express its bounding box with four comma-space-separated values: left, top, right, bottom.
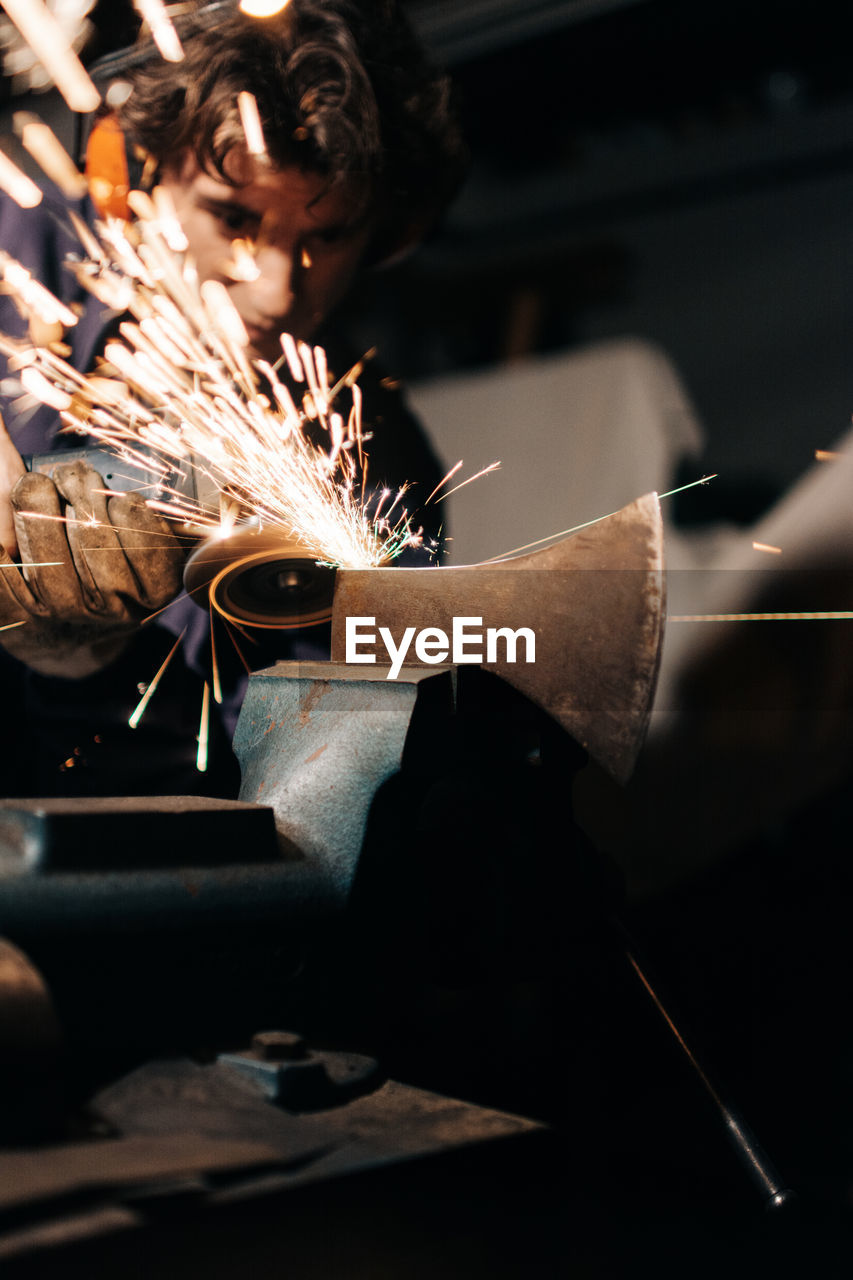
113, 0, 467, 262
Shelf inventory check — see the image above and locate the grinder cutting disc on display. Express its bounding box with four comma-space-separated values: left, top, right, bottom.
183, 527, 336, 628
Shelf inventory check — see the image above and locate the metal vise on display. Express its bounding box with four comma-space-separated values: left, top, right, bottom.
232, 491, 665, 902
224, 490, 664, 1079
0, 489, 664, 1118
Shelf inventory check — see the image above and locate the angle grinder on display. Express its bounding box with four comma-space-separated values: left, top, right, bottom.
24, 445, 337, 629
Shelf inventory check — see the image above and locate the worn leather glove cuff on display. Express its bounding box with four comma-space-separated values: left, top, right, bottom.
1, 461, 187, 676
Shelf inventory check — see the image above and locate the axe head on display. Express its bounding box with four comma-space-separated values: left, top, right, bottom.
330, 493, 665, 783
183, 494, 665, 783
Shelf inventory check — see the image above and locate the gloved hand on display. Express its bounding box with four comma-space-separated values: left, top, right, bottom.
1, 458, 186, 677
0, 410, 26, 556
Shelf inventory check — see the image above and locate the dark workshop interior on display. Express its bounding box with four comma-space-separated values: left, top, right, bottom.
1, 0, 853, 1275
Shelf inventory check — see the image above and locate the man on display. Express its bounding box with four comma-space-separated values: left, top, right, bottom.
0, 0, 466, 797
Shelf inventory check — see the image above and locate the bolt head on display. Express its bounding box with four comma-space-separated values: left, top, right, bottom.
251, 1030, 307, 1061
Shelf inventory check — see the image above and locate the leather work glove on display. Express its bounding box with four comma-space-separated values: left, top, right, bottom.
0, 410, 26, 556
0, 459, 186, 677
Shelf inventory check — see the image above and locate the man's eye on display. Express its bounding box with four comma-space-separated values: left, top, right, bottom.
213, 206, 257, 235
309, 225, 351, 249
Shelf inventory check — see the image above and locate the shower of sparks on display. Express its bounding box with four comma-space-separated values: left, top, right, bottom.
815, 450, 841, 462
0, 147, 43, 208
0, 0, 100, 112
669, 612, 853, 623
752, 541, 782, 555
13, 113, 89, 199
0, 188, 466, 571
132, 0, 184, 63
128, 627, 187, 728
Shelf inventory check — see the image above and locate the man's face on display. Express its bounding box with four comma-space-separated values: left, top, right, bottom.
159, 151, 373, 364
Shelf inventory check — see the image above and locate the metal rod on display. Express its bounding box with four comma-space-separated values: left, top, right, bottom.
622, 942, 795, 1211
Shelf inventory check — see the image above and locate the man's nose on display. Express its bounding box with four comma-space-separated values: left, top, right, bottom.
249, 244, 295, 319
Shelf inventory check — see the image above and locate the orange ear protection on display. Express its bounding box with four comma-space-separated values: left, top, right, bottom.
77, 2, 235, 218
84, 113, 134, 219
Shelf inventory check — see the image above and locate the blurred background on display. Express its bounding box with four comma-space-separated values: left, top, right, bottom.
395, 0, 853, 550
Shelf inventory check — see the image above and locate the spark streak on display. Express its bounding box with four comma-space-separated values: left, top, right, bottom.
424, 460, 461, 506
132, 0, 184, 63
0, 147, 43, 208
128, 627, 187, 728
0, 0, 100, 112
240, 0, 292, 15
433, 461, 500, 503
222, 617, 253, 673
484, 474, 719, 561
669, 612, 853, 623
238, 91, 267, 158
13, 112, 89, 199
20, 366, 72, 410
657, 474, 719, 502
209, 602, 223, 704
197, 681, 211, 773
0, 254, 79, 328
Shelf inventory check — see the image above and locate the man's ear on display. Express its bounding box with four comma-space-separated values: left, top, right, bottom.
84, 113, 163, 218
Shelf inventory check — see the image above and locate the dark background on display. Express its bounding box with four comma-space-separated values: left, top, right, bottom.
395, 0, 853, 519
